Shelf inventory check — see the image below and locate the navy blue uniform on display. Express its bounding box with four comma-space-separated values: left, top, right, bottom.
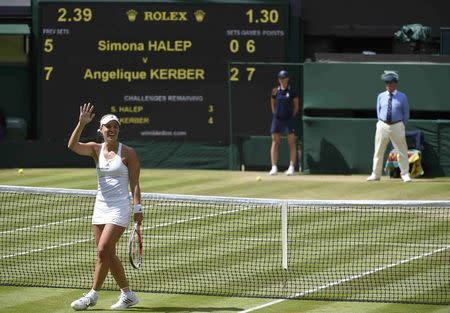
271, 86, 297, 134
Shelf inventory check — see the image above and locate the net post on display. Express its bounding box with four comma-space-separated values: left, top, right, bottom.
282, 201, 288, 270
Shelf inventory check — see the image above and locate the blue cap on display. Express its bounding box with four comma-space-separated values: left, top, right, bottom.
277, 70, 289, 79
381, 70, 399, 82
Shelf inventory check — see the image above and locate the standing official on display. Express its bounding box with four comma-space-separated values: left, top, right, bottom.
367, 71, 412, 182
269, 70, 300, 176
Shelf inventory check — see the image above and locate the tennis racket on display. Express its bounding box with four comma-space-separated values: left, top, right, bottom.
128, 222, 143, 269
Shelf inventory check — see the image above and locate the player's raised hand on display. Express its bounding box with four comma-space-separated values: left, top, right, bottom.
79, 102, 95, 125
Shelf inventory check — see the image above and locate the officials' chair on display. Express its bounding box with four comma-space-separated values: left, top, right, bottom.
385, 130, 424, 178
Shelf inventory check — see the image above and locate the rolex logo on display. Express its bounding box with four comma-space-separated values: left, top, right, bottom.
194, 10, 205, 22
126, 9, 138, 22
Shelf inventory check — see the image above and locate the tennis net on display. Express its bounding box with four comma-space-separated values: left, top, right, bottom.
0, 185, 449, 304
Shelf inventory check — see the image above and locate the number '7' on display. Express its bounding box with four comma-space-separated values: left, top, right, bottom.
44, 66, 54, 80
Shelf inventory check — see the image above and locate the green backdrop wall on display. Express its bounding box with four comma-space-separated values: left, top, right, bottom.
300, 62, 450, 176
302, 117, 450, 176
0, 65, 31, 129
303, 62, 450, 112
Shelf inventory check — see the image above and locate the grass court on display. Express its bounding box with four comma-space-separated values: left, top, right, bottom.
0, 168, 449, 313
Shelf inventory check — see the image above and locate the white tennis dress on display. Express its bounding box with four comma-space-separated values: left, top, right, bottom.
92, 142, 131, 227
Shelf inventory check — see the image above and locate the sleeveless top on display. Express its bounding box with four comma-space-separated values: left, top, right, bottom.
93, 143, 130, 225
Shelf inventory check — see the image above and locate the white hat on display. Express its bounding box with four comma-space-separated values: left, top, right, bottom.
99, 114, 120, 127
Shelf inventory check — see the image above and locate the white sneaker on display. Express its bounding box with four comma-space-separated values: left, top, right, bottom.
366, 174, 380, 181
269, 165, 278, 176
285, 165, 295, 176
401, 173, 412, 183
110, 291, 139, 310
71, 290, 98, 311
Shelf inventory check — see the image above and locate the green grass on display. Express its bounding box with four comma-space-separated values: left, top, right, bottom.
1, 286, 449, 313
1, 168, 450, 199
0, 168, 449, 313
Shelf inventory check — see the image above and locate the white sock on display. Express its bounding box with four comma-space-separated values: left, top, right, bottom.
87, 289, 97, 297
121, 288, 133, 295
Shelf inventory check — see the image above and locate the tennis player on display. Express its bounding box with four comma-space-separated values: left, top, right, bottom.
68, 103, 143, 310
269, 70, 300, 176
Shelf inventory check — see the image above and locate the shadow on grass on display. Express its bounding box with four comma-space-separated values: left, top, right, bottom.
91, 306, 243, 312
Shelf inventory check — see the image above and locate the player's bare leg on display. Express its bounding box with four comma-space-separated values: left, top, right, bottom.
92, 224, 126, 290
270, 133, 281, 175
285, 133, 296, 175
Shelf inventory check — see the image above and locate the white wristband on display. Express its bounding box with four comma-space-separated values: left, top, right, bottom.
133, 204, 143, 213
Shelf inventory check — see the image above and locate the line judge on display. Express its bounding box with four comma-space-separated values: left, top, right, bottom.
367, 71, 412, 182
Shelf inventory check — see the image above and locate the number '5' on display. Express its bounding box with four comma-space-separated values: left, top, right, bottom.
44, 38, 54, 53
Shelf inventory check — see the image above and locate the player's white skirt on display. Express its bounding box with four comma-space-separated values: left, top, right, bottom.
92, 197, 131, 228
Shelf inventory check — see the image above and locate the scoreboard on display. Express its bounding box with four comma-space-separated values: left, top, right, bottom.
36, 1, 291, 142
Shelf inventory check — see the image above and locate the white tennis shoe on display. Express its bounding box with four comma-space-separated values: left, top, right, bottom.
366, 174, 380, 181
71, 290, 98, 311
269, 165, 278, 176
401, 173, 412, 183
110, 291, 139, 310
285, 165, 295, 176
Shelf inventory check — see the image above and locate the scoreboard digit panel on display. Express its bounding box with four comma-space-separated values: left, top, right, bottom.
38, 1, 289, 142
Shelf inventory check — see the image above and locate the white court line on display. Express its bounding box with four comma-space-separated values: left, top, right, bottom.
291, 239, 448, 249
0, 204, 249, 236
0, 216, 91, 235
151, 235, 198, 240
239, 244, 450, 313
141, 206, 253, 232
146, 233, 448, 249
0, 206, 253, 260
0, 237, 94, 260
